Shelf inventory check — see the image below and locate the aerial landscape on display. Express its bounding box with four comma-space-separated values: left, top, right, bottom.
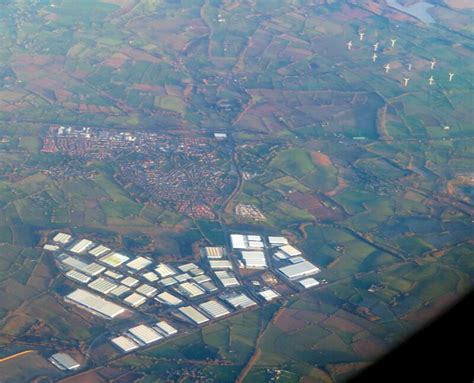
0, 0, 472, 382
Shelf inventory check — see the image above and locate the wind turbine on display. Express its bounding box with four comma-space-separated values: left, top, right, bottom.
359, 32, 365, 41
430, 59, 437, 70
347, 40, 353, 50
390, 38, 397, 48
428, 76, 435, 85
448, 72, 455, 82
373, 42, 379, 51
408, 63, 413, 71
403, 78, 410, 87
372, 53, 378, 62
384, 63, 391, 73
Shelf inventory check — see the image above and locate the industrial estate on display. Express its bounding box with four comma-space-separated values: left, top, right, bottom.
43, 230, 323, 364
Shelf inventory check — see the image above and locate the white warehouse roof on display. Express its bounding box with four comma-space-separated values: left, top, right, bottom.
53, 232, 72, 244
209, 260, 233, 269
155, 321, 178, 337
203, 247, 225, 259
111, 335, 140, 352
299, 277, 320, 289
128, 324, 163, 345
178, 306, 209, 325
49, 353, 80, 371
268, 236, 288, 246
88, 278, 118, 295
121, 276, 139, 287
65, 270, 91, 284
214, 271, 240, 288
66, 289, 126, 319
224, 293, 257, 309
241, 251, 267, 269
123, 293, 147, 308
174, 282, 205, 298
155, 263, 176, 278
258, 288, 280, 301
126, 256, 152, 271
230, 234, 247, 249
69, 239, 94, 254
89, 245, 111, 258
279, 261, 320, 280
279, 244, 302, 257
136, 284, 157, 297
155, 291, 182, 306
199, 300, 231, 319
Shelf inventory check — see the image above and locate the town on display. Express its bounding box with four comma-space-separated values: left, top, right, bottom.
41, 126, 236, 219
41, 229, 324, 370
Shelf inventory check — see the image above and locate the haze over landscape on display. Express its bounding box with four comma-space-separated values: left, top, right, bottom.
0, 0, 472, 382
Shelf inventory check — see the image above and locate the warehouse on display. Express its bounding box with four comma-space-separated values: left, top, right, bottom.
128, 324, 163, 345
258, 288, 280, 302
110, 285, 130, 297
99, 252, 130, 268
121, 276, 139, 287
203, 246, 225, 259
230, 234, 265, 249
65, 270, 91, 284
189, 267, 204, 276
193, 274, 211, 284
104, 270, 123, 280
160, 277, 178, 287
174, 281, 205, 298
267, 236, 288, 246
43, 244, 59, 252
111, 335, 140, 352
214, 270, 240, 288
278, 261, 320, 280
174, 273, 191, 282
154, 263, 176, 278
66, 289, 126, 319
178, 263, 198, 273
299, 277, 320, 289
136, 284, 157, 297
81, 262, 106, 276
209, 260, 233, 269
142, 271, 159, 282
201, 281, 218, 293
123, 292, 147, 308
49, 353, 80, 371
199, 300, 231, 319
224, 293, 257, 310
155, 321, 178, 337
230, 234, 247, 249
61, 256, 105, 276
88, 278, 118, 295
53, 232, 72, 245
61, 255, 88, 271
126, 256, 152, 271
69, 239, 94, 254
89, 245, 111, 258
178, 306, 209, 325
278, 244, 302, 257
241, 251, 267, 269
155, 291, 182, 306
288, 256, 305, 264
